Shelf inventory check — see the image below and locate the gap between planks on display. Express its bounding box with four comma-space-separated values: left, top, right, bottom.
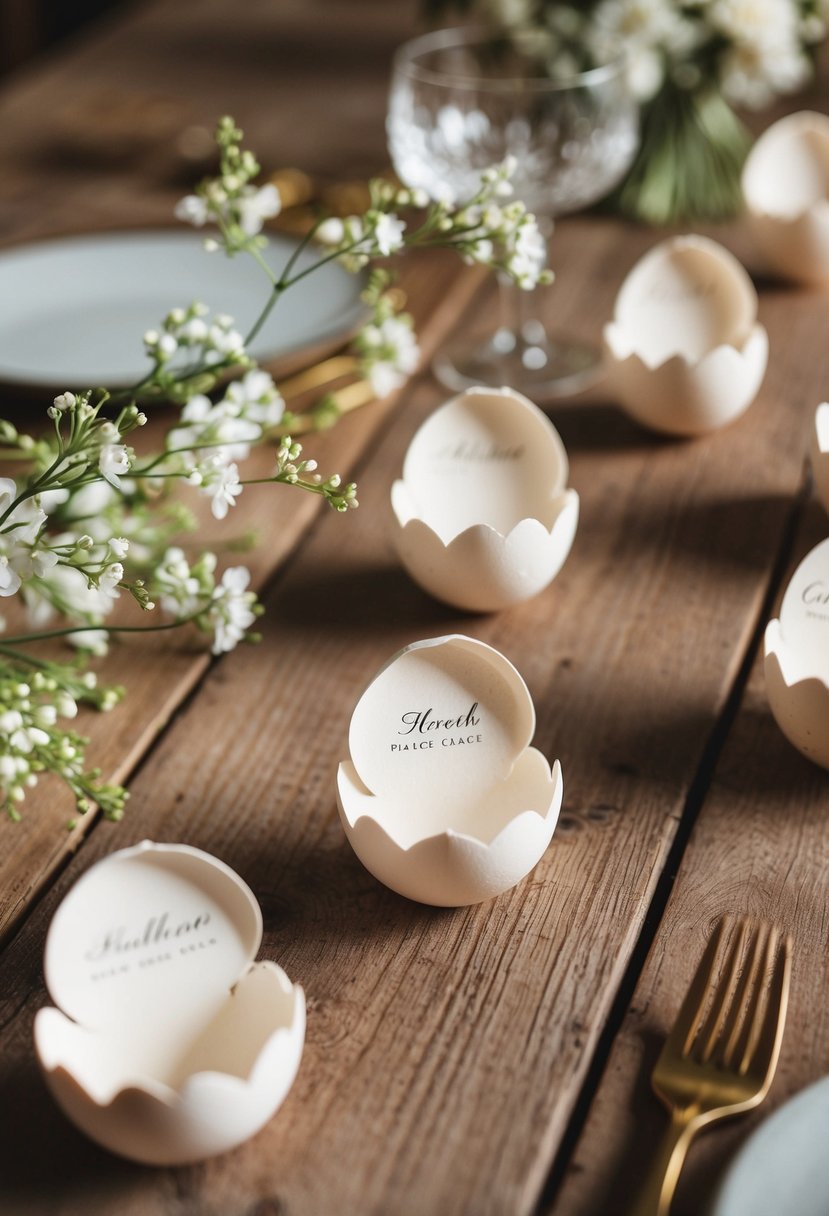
532, 472, 812, 1216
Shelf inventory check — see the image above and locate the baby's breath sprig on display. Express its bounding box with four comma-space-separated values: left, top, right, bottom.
0, 654, 124, 823
1, 113, 549, 825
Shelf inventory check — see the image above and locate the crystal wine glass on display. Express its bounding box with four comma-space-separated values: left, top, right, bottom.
388, 28, 639, 398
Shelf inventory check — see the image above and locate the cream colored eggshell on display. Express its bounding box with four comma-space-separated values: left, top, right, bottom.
764, 537, 829, 771
390, 386, 578, 612
34, 842, 305, 1165
742, 111, 829, 284
337, 635, 562, 907
603, 235, 767, 436
812, 403, 829, 514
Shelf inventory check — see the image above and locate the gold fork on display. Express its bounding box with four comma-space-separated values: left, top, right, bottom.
631, 915, 792, 1216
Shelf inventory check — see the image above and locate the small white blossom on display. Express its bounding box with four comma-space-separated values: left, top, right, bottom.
237, 183, 281, 235
207, 566, 257, 654
202, 460, 243, 520
98, 562, 124, 596
373, 213, 406, 256
174, 194, 209, 227
317, 217, 345, 244
99, 443, 131, 489
52, 392, 76, 411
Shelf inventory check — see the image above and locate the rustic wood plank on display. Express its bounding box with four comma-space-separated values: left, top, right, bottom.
0, 205, 825, 1214
0, 251, 487, 943
551, 500, 829, 1216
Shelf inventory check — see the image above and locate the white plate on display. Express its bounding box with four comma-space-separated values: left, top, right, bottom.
712, 1075, 829, 1216
0, 230, 366, 390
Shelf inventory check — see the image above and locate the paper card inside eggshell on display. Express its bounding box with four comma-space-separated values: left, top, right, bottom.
743, 111, 829, 220
813, 404, 829, 513
35, 841, 305, 1165
338, 636, 562, 906
396, 386, 569, 542
44, 841, 262, 1038
347, 635, 536, 841
610, 235, 756, 366
777, 537, 829, 684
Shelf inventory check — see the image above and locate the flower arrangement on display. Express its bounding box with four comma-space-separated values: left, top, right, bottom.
434, 0, 827, 223
0, 117, 549, 824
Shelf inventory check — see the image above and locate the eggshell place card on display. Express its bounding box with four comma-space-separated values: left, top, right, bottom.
391, 387, 578, 612
812, 403, 829, 515
742, 111, 829, 285
603, 235, 768, 436
765, 538, 829, 770
337, 635, 562, 906
34, 841, 305, 1165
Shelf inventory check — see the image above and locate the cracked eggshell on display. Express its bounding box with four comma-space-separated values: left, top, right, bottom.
337, 635, 562, 906
764, 538, 829, 770
34, 841, 305, 1165
391, 387, 578, 612
603, 235, 768, 436
742, 111, 829, 285
812, 403, 829, 515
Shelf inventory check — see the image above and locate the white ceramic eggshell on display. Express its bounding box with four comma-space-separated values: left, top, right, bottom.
34, 841, 305, 1165
742, 111, 829, 285
390, 387, 578, 612
812, 403, 829, 515
337, 635, 562, 907
764, 538, 829, 771
603, 235, 767, 437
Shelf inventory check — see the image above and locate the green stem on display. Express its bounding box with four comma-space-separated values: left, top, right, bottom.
2, 615, 201, 646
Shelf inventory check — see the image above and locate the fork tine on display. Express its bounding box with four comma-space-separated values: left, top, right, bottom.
740, 931, 791, 1081
717, 923, 773, 1070
711, 921, 767, 1069
663, 917, 729, 1058
693, 918, 750, 1064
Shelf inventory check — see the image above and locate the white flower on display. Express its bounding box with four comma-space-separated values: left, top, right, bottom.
362, 316, 420, 398
237, 183, 281, 235
208, 566, 257, 654
67, 629, 109, 656
505, 219, 547, 288
175, 194, 209, 227
718, 36, 809, 106
109, 537, 129, 559
373, 213, 406, 256
99, 443, 131, 488
158, 333, 178, 359
368, 361, 407, 398
52, 392, 76, 411
317, 217, 345, 244
709, 0, 799, 49
98, 562, 124, 595
223, 369, 285, 427
203, 461, 242, 520
154, 547, 203, 617
587, 0, 697, 100
181, 317, 208, 343
0, 556, 21, 598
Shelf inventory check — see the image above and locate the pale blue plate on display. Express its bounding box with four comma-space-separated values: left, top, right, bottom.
0, 230, 365, 390
712, 1075, 829, 1216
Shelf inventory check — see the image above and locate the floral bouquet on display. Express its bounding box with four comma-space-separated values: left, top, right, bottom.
0, 118, 549, 825
433, 0, 827, 223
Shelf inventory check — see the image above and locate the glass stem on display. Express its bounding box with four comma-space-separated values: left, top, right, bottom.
493, 216, 552, 371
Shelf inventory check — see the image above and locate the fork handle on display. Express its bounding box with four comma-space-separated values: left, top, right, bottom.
629, 1107, 699, 1216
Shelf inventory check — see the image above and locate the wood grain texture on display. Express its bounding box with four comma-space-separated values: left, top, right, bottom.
552, 502, 829, 1216
3, 2, 829, 1213
1, 206, 826, 1215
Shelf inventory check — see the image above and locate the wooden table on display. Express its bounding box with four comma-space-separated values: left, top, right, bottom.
2, 3, 828, 1213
